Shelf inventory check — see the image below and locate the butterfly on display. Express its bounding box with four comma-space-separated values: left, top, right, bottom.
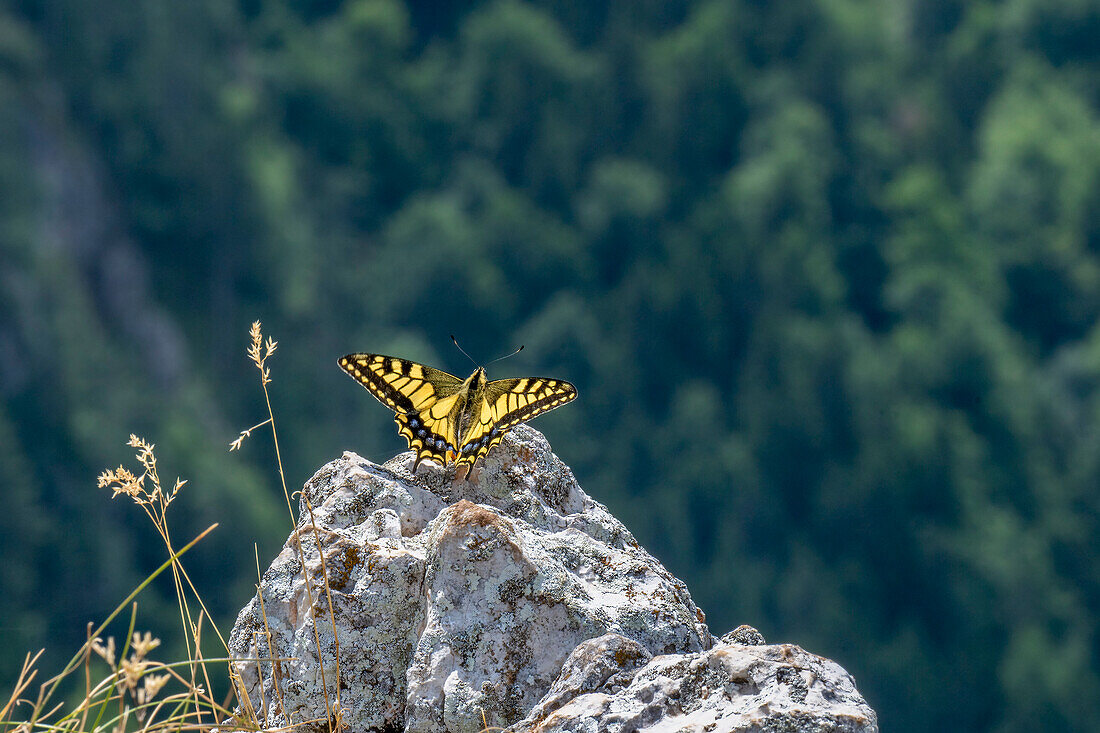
338, 353, 577, 475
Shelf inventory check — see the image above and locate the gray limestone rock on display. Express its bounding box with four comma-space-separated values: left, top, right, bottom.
228, 425, 877, 733
512, 640, 877, 732
722, 624, 767, 646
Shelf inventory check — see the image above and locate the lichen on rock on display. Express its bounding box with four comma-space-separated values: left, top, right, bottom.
228, 426, 877, 732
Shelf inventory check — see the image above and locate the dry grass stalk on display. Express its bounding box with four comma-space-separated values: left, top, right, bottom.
0, 522, 233, 733
97, 435, 230, 728
3, 320, 344, 733
254, 545, 287, 722
232, 321, 344, 731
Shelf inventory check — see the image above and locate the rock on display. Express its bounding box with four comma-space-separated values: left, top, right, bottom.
517, 633, 652, 726
513, 640, 877, 732
228, 425, 877, 732
229, 426, 710, 732
721, 624, 766, 646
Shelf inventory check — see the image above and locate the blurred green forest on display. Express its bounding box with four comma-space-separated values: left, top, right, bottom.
1, 0, 1099, 730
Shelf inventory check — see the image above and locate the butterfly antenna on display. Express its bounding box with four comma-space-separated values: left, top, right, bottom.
450, 335, 479, 368
486, 344, 524, 366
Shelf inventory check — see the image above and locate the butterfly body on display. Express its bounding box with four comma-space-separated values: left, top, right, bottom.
339, 353, 576, 475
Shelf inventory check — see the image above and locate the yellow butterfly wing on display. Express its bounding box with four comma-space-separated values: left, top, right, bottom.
455, 377, 577, 468
338, 354, 465, 467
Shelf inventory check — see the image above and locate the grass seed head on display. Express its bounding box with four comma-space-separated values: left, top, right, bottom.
120, 657, 149, 691
97, 466, 144, 501
130, 631, 161, 659
137, 673, 170, 706
91, 636, 116, 667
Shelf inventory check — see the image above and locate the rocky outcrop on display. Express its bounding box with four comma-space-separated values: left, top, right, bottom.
513, 631, 875, 732
228, 426, 877, 732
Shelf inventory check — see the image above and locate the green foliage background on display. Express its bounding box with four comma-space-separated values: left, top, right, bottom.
2, 0, 1099, 730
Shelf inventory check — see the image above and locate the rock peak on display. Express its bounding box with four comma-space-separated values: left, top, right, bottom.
230, 426, 878, 732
